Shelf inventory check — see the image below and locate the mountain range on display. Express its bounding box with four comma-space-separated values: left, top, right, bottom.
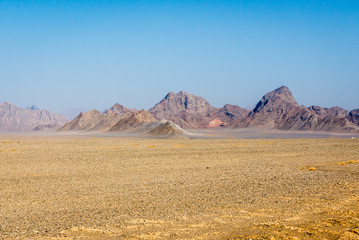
1, 86, 359, 134
0, 102, 68, 131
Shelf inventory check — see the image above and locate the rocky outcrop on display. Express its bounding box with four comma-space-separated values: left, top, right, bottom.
349, 109, 359, 126
109, 110, 157, 131
234, 86, 359, 133
235, 86, 299, 128
149, 91, 248, 128
59, 103, 134, 131
0, 102, 68, 131
149, 91, 216, 128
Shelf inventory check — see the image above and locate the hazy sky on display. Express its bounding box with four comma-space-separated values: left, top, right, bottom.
1, 0, 358, 117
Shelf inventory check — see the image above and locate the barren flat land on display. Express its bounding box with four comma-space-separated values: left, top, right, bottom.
1, 135, 359, 239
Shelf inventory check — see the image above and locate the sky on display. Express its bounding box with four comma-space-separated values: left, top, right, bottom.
1, 0, 358, 119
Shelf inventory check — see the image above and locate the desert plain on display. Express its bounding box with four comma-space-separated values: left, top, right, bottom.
1, 134, 359, 239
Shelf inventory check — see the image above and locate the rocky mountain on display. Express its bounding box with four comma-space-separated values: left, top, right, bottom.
235, 86, 300, 128
59, 102, 190, 137
0, 102, 68, 131
209, 104, 249, 127
59, 103, 134, 131
58, 87, 358, 134
349, 109, 359, 126
149, 91, 248, 128
109, 110, 157, 131
235, 86, 359, 133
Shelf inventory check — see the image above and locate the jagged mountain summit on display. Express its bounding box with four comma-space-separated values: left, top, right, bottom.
59, 103, 135, 131
0, 102, 68, 131
236, 86, 300, 128
149, 91, 248, 128
235, 86, 359, 133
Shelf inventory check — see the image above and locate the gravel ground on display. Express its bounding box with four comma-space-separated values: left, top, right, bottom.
0, 136, 359, 239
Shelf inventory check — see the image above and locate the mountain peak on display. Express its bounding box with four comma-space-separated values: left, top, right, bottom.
108, 103, 130, 115
26, 105, 39, 111
0, 102, 68, 131
178, 90, 189, 95
253, 86, 298, 113
149, 90, 216, 128
274, 85, 290, 92
165, 92, 175, 99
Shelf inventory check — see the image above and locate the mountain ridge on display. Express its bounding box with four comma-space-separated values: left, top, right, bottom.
0, 102, 68, 131
3, 86, 358, 133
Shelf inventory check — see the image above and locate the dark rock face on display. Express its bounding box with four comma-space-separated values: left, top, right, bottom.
215, 104, 250, 123
349, 109, 359, 126
235, 86, 359, 133
26, 105, 39, 111
0, 102, 68, 131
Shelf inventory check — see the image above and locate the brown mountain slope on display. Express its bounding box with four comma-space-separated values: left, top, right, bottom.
109, 110, 157, 131
235, 86, 359, 133
59, 103, 133, 131
59, 109, 102, 131
149, 91, 248, 128
235, 86, 299, 128
0, 102, 68, 131
278, 106, 355, 132
210, 104, 249, 126
149, 91, 216, 128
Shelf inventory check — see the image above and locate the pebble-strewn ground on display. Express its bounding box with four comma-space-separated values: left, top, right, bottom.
0, 136, 359, 239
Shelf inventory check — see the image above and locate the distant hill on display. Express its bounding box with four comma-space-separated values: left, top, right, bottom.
148, 120, 188, 138
109, 109, 156, 131
234, 86, 359, 133
0, 102, 68, 131
149, 91, 248, 128
59, 103, 135, 131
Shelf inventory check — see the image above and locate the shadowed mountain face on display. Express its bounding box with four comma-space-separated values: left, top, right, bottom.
236, 86, 300, 128
0, 102, 68, 131
349, 109, 359, 126
109, 110, 157, 131
235, 86, 359, 133
149, 91, 248, 128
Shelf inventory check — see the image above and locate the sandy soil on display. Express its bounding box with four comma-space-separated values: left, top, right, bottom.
1, 135, 359, 239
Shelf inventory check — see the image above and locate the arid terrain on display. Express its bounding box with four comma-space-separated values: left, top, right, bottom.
1, 135, 359, 239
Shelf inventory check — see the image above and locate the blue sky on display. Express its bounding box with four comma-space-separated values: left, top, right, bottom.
1, 0, 358, 118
